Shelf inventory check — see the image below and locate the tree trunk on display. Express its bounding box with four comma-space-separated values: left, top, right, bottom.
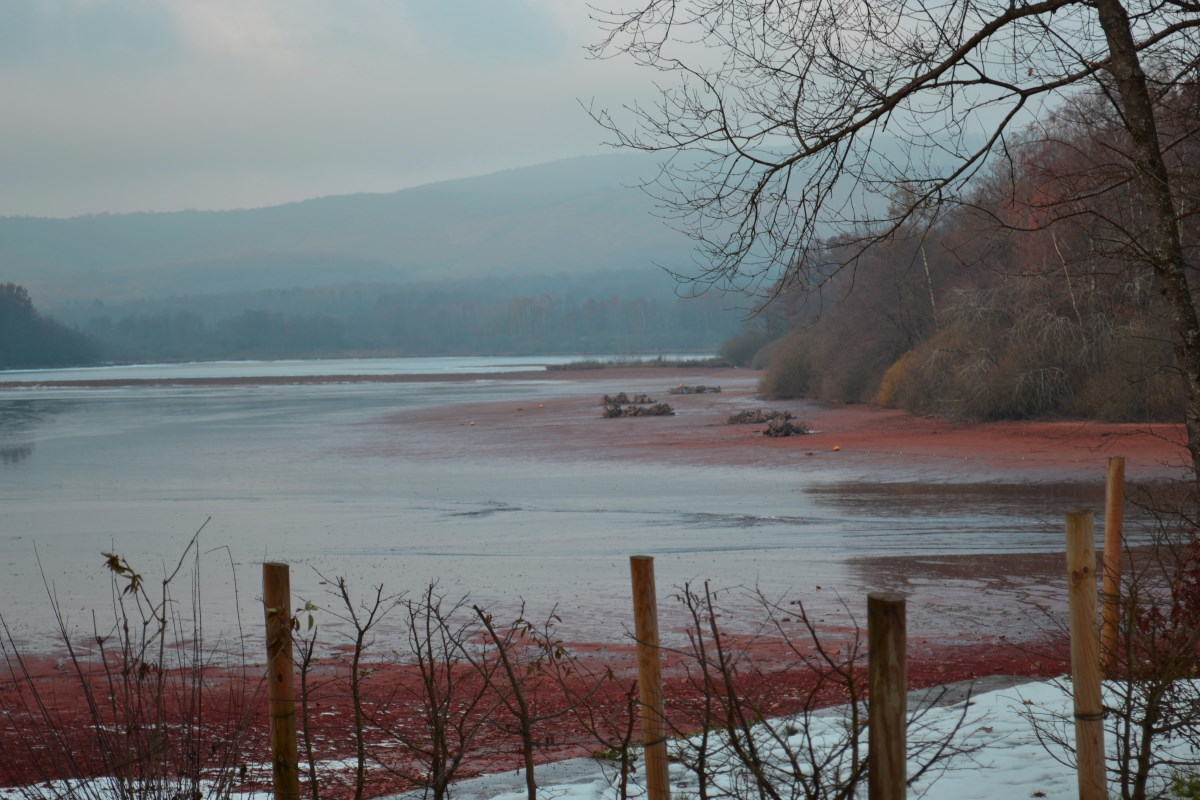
1093, 0, 1200, 480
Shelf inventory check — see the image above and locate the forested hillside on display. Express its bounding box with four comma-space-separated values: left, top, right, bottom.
0, 154, 747, 365
50, 274, 743, 362
0, 285, 97, 369
751, 91, 1194, 423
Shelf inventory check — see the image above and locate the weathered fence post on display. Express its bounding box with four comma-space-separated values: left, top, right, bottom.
1066, 511, 1106, 800
630, 555, 669, 800
868, 592, 907, 800
1101, 456, 1125, 676
263, 562, 301, 800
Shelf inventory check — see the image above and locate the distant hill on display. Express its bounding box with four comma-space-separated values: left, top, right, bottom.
1, 153, 694, 305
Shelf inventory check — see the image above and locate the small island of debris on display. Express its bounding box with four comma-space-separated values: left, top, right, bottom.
667, 384, 722, 395
601, 392, 675, 418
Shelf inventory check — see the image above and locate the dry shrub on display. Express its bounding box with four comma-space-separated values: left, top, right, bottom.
748, 335, 786, 369
1068, 320, 1184, 422
869, 277, 1181, 421
759, 331, 819, 399
759, 324, 896, 404
720, 328, 780, 367
874, 348, 922, 408
870, 325, 994, 418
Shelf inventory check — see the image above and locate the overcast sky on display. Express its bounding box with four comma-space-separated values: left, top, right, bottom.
0, 1, 645, 218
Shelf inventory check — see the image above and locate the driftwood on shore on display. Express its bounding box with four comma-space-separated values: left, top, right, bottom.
602, 402, 676, 418
728, 409, 795, 425
667, 384, 722, 395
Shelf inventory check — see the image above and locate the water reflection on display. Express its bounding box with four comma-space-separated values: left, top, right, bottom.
801, 480, 1141, 557
0, 397, 78, 466
1, 444, 33, 464
845, 550, 1068, 640
806, 481, 1106, 519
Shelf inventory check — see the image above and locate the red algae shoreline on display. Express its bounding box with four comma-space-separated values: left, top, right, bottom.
380, 365, 1188, 479
0, 627, 1069, 797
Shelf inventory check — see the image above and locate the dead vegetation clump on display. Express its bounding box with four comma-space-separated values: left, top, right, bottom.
728, 409, 794, 425
602, 402, 675, 418
601, 392, 656, 406
668, 384, 722, 395
762, 417, 809, 437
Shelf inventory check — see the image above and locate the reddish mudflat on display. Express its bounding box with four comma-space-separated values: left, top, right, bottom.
386, 365, 1186, 479
0, 624, 1068, 798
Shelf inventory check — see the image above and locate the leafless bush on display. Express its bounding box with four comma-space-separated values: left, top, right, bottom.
456, 605, 582, 800
660, 583, 977, 800
358, 585, 502, 800
309, 574, 399, 800
0, 529, 262, 800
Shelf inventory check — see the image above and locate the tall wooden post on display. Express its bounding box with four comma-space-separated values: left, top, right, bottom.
1066, 511, 1106, 800
630, 555, 669, 800
263, 562, 301, 800
868, 592, 907, 800
1101, 456, 1125, 675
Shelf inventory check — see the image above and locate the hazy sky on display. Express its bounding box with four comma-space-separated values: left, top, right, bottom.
0, 1, 643, 218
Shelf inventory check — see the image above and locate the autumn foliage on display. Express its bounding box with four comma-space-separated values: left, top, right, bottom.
756, 88, 1198, 422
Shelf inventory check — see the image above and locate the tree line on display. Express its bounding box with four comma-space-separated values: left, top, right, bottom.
595, 0, 1200, 465
743, 87, 1194, 422
16, 279, 745, 366
0, 283, 97, 369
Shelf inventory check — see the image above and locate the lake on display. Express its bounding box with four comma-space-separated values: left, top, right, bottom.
0, 356, 1124, 651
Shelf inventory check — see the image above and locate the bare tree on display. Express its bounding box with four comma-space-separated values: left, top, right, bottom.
369, 586, 502, 800
591, 0, 1200, 473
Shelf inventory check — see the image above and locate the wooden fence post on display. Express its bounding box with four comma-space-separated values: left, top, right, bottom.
1066, 511, 1106, 800
1101, 456, 1125, 676
868, 592, 907, 800
630, 555, 670, 800
263, 562, 301, 800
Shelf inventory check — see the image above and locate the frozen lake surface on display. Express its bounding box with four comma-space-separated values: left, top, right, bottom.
0, 357, 1121, 651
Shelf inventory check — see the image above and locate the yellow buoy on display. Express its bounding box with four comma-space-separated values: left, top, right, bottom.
469, 421, 476, 426
832, 445, 841, 451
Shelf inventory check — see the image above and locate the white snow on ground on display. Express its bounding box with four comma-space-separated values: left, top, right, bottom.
399, 678, 1200, 800
3, 679, 1197, 800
